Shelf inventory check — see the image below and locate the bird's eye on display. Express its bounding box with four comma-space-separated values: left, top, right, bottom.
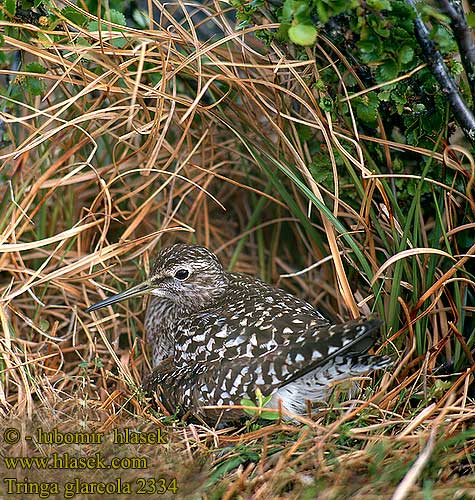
174, 269, 190, 280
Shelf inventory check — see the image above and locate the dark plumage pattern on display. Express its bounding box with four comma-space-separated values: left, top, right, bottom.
86, 244, 391, 424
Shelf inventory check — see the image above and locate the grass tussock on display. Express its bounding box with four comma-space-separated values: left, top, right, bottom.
0, 1, 474, 498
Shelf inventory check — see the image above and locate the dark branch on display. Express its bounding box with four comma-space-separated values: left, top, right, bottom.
405, 0, 475, 144
436, 0, 475, 104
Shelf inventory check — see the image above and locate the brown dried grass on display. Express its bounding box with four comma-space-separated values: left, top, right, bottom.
0, 1, 474, 498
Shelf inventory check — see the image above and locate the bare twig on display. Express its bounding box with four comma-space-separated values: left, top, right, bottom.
436, 0, 475, 102
405, 0, 475, 143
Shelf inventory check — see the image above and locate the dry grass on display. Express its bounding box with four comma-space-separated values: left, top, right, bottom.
1, 1, 474, 498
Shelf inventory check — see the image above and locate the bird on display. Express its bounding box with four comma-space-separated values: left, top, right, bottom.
86, 243, 392, 424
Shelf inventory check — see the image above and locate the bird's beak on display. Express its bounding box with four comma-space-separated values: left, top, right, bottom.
85, 280, 152, 313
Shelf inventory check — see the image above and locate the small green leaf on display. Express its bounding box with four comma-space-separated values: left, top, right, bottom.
399, 46, 414, 65
319, 96, 333, 112
376, 59, 399, 83
241, 402, 259, 417
61, 6, 88, 27
294, 1, 310, 19
241, 390, 281, 421
26, 62, 47, 74
448, 60, 463, 76
281, 0, 294, 23
430, 25, 456, 52
23, 63, 48, 95
88, 10, 127, 48
356, 94, 379, 125
108, 9, 126, 27
288, 24, 317, 46
372, 25, 390, 38
259, 410, 280, 420
5, 0, 16, 16
88, 20, 99, 32
26, 77, 45, 96
358, 40, 376, 54
315, 0, 329, 23
366, 0, 391, 10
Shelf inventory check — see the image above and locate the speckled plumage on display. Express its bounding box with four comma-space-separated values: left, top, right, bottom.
87, 244, 391, 424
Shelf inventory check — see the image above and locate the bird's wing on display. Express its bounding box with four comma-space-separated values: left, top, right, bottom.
173, 297, 329, 366
203, 319, 382, 395
174, 290, 383, 376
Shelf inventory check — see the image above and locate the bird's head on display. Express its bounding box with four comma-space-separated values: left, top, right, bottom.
85, 244, 228, 313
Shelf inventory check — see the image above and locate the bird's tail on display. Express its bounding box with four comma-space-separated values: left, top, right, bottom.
344, 354, 393, 374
